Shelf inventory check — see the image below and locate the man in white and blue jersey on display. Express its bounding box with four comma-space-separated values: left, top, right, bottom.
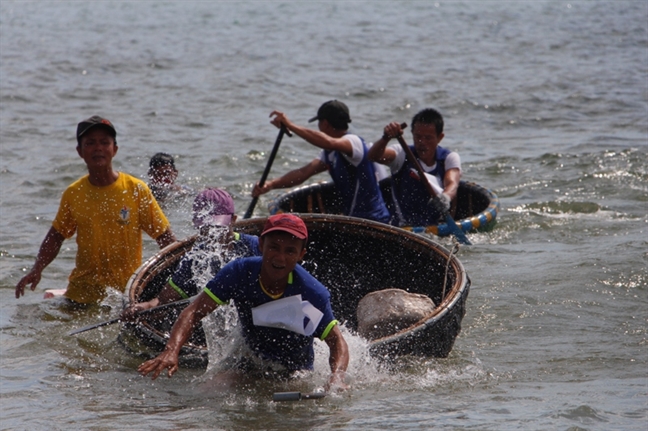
252, 100, 390, 224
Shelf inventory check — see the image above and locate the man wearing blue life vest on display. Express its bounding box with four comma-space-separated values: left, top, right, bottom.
368, 108, 462, 227
138, 214, 349, 391
252, 100, 390, 224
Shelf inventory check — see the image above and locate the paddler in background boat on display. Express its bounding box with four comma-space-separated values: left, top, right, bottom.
147, 152, 192, 205
14, 116, 176, 304
121, 187, 260, 320
138, 214, 349, 392
368, 108, 462, 227
252, 100, 391, 224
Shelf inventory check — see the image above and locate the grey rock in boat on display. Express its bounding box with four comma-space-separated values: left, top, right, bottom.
357, 288, 436, 340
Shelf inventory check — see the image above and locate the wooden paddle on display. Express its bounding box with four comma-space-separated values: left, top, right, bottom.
395, 123, 471, 245
273, 391, 326, 402
67, 296, 195, 336
244, 126, 291, 219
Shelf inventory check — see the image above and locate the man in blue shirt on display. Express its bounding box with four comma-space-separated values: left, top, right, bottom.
252, 100, 390, 224
138, 214, 349, 391
122, 188, 259, 319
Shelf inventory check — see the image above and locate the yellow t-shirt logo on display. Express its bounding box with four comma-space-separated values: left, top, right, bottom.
119, 206, 130, 225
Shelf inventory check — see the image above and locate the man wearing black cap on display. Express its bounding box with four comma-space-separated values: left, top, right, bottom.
147, 152, 192, 204
252, 100, 390, 223
15, 116, 176, 304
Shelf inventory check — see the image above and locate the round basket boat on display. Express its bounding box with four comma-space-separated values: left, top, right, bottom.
120, 214, 471, 368
268, 179, 500, 236
119, 236, 209, 368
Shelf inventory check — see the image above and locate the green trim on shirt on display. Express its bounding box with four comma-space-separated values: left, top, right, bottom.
203, 287, 227, 305
167, 278, 189, 299
320, 320, 338, 340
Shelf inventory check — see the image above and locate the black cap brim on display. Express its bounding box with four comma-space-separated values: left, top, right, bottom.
76, 116, 116, 141
308, 115, 318, 123
78, 123, 116, 139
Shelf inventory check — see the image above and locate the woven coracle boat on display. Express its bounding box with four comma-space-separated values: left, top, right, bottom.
268, 179, 499, 236
119, 214, 471, 368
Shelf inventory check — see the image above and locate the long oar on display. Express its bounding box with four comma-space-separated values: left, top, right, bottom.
67, 296, 195, 336
244, 126, 291, 219
273, 391, 326, 402
396, 123, 471, 245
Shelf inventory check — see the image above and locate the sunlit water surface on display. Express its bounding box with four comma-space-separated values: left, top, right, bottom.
1, 1, 646, 430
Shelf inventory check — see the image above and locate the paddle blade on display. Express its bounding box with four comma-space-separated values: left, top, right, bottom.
444, 213, 471, 245
273, 392, 302, 401
426, 196, 470, 245
272, 391, 326, 402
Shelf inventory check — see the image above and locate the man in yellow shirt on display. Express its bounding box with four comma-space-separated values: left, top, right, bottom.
15, 116, 176, 304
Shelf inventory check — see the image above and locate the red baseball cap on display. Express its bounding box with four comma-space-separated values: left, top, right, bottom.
261, 214, 308, 240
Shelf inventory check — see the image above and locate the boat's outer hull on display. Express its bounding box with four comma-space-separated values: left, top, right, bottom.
121, 214, 470, 367
268, 179, 499, 236
120, 236, 208, 367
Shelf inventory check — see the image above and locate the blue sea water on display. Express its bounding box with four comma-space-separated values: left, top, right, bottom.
1, 1, 646, 430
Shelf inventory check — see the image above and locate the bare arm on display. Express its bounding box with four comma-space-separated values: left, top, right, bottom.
15, 226, 65, 298
155, 228, 176, 248
442, 167, 461, 216
138, 292, 217, 379
252, 158, 327, 197
323, 324, 350, 391
443, 168, 461, 202
121, 282, 183, 320
270, 111, 353, 156
367, 122, 401, 164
